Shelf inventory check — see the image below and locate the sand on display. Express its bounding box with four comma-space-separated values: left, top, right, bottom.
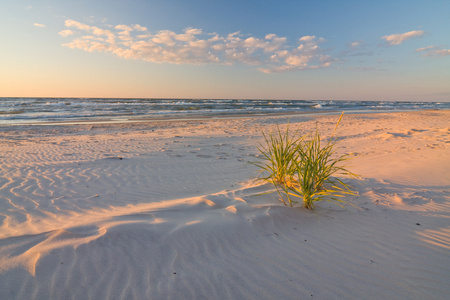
0, 110, 449, 299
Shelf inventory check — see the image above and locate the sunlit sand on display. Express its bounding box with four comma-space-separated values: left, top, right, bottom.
0, 111, 449, 299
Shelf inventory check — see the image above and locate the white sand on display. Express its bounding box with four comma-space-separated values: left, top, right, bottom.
0, 111, 449, 299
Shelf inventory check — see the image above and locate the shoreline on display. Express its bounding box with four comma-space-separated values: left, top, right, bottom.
0, 108, 445, 127
0, 110, 449, 299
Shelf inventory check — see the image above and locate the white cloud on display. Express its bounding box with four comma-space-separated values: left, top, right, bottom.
174, 28, 203, 42
152, 30, 176, 46
60, 19, 334, 72
381, 30, 424, 45
33, 23, 46, 28
351, 41, 361, 48
189, 39, 208, 48
415, 45, 434, 52
416, 46, 450, 57
59, 29, 74, 37
115, 25, 133, 31
185, 28, 202, 35
65, 19, 90, 31
299, 35, 316, 42
428, 49, 450, 56
134, 24, 148, 31
285, 55, 310, 66
65, 19, 115, 43
260, 36, 332, 73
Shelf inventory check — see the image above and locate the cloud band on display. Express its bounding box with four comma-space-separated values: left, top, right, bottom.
60, 20, 332, 73
381, 30, 424, 45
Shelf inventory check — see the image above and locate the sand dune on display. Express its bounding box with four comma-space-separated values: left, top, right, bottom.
0, 111, 449, 299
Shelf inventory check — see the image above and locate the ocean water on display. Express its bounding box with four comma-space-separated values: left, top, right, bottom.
0, 98, 449, 125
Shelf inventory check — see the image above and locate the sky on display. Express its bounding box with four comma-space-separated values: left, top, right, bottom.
1, 0, 449, 101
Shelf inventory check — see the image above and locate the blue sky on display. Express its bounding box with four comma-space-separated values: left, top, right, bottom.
1, 0, 449, 100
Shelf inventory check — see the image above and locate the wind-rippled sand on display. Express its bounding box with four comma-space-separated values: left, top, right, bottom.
0, 111, 449, 299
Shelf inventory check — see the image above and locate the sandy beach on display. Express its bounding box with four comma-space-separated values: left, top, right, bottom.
0, 110, 449, 299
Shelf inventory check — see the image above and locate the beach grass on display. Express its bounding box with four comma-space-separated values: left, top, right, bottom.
255, 113, 357, 209
253, 123, 301, 206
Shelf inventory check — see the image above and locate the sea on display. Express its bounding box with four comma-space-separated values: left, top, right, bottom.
0, 98, 449, 125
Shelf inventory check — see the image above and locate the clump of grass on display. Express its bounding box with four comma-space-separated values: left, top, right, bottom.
255, 113, 357, 209
253, 123, 301, 206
